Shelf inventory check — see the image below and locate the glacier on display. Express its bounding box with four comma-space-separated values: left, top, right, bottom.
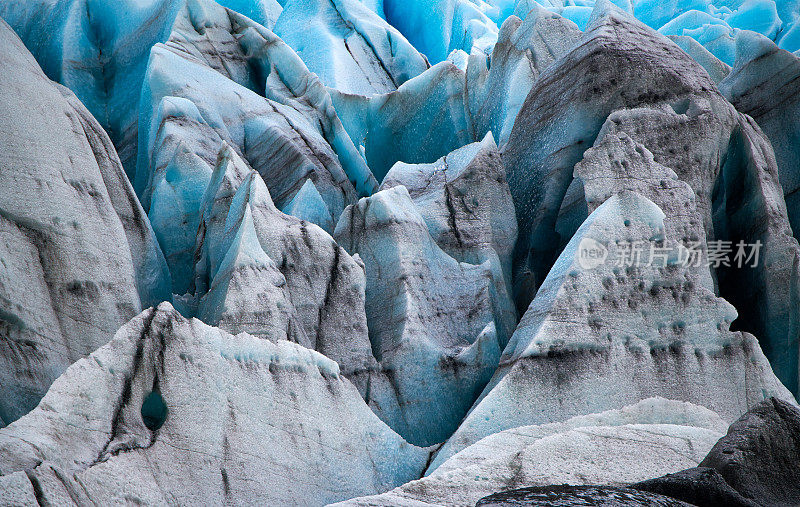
379, 133, 518, 325
1, 0, 800, 505
720, 30, 800, 236
503, 1, 800, 396
191, 145, 384, 400
138, 0, 376, 292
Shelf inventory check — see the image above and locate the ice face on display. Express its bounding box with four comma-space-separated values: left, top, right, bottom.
467, 5, 582, 147
720, 31, 800, 235
503, 0, 800, 396
335, 186, 507, 446
327, 4, 582, 182
4, 0, 797, 155
500, 0, 800, 65
575, 130, 715, 291
332, 61, 474, 182
380, 135, 519, 344
191, 146, 380, 392
668, 34, 732, 82
137, 0, 376, 292
0, 19, 170, 426
429, 191, 794, 470
281, 179, 336, 233
380, 0, 498, 64
0, 0, 284, 181
197, 178, 308, 347
0, 304, 430, 505
274, 0, 429, 95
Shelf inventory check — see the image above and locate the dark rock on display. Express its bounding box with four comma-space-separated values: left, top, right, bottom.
475, 485, 695, 506
699, 397, 800, 506
632, 397, 800, 507
633, 468, 757, 507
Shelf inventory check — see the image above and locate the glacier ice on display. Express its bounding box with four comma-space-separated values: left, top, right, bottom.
197, 175, 308, 346
273, 0, 429, 95
335, 399, 727, 506
504, 0, 739, 306
380, 134, 518, 341
140, 0, 375, 200
332, 61, 474, 182
138, 0, 376, 291
503, 0, 800, 395
331, 4, 583, 181
432, 398, 728, 476
380, 135, 515, 276
0, 19, 170, 426
192, 146, 382, 394
281, 179, 336, 234
657, 10, 738, 65
559, 5, 594, 30
379, 0, 499, 64
504, 0, 800, 66
720, 31, 800, 236
4, 0, 799, 150
335, 186, 507, 446
0, 304, 429, 505
667, 34, 732, 83
574, 101, 800, 365
633, 0, 794, 60
429, 191, 793, 470
466, 5, 582, 146
0, 0, 284, 181
217, 0, 283, 26
2, 0, 800, 504
575, 130, 715, 290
